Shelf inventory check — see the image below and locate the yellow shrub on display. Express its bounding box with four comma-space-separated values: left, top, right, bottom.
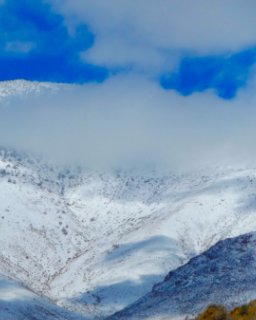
196, 301, 256, 320
230, 300, 256, 320
197, 305, 230, 320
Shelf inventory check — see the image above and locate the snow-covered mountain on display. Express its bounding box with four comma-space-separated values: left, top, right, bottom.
2, 146, 256, 319
1, 81, 256, 319
109, 232, 256, 320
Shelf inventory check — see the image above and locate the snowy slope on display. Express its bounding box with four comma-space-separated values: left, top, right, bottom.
0, 274, 83, 320
1, 81, 256, 319
0, 150, 89, 295
47, 166, 256, 318
3, 148, 256, 319
108, 232, 256, 320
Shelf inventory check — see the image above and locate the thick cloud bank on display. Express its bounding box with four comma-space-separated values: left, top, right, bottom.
1, 76, 256, 171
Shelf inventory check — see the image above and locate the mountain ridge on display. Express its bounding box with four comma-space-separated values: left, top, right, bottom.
109, 232, 256, 320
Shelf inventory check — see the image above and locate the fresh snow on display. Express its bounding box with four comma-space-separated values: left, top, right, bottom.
2, 148, 256, 319
0, 274, 82, 320
0, 80, 59, 99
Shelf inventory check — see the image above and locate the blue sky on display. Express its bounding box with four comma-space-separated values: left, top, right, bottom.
0, 0, 108, 83
160, 48, 256, 99
1, 0, 256, 99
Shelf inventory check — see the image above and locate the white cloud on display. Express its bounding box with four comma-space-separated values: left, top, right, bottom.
50, 0, 256, 71
2, 73, 256, 171
81, 37, 174, 73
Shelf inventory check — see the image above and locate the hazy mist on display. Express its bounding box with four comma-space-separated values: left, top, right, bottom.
1, 74, 256, 171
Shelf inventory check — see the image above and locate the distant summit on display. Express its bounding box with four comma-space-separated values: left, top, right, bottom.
0, 80, 61, 99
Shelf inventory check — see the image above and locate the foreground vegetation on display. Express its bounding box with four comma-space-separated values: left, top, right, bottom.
196, 301, 256, 320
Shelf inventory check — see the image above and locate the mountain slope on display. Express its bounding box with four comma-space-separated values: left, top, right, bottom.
109, 232, 256, 320
2, 145, 256, 318
49, 166, 256, 318
0, 274, 82, 320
